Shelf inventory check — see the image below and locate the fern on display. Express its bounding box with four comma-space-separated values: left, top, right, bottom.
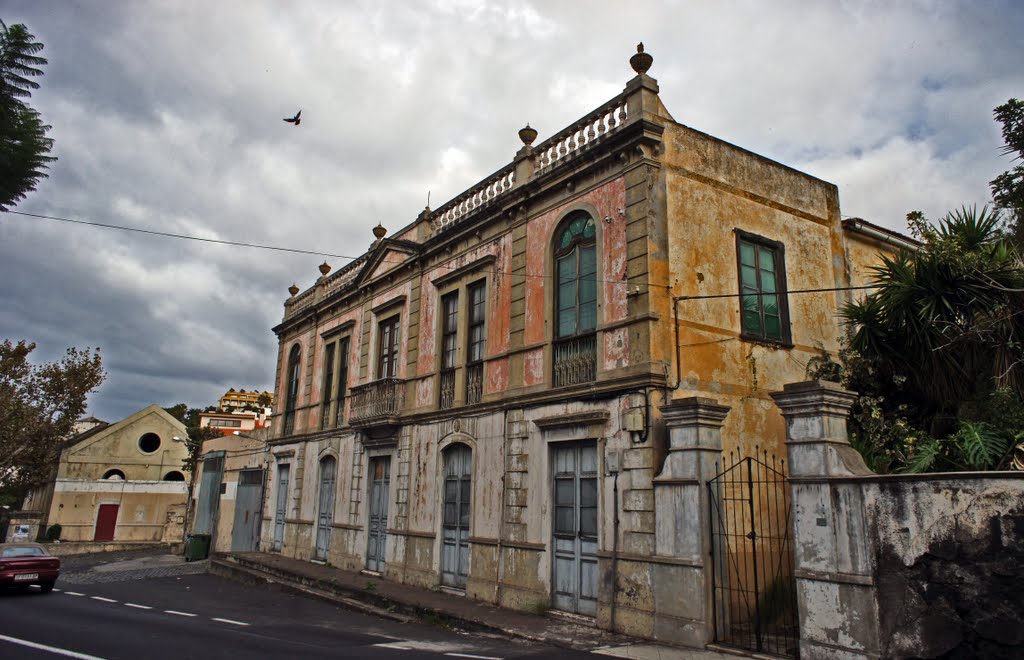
904, 438, 942, 473
956, 422, 1010, 470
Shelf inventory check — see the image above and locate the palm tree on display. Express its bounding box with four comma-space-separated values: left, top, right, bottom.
843, 206, 1024, 438
0, 20, 56, 211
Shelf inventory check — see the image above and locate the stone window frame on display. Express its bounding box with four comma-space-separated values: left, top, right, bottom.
320, 321, 355, 429
431, 255, 495, 410
734, 229, 793, 346
283, 343, 302, 435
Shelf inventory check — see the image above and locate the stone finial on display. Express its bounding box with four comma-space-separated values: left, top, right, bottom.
288, 283, 300, 296
318, 261, 331, 276
630, 42, 653, 75
372, 223, 387, 240
518, 123, 538, 147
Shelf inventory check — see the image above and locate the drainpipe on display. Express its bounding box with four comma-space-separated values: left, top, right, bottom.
609, 464, 620, 632
496, 409, 508, 606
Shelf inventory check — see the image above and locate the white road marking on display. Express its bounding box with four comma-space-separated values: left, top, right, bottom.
211, 617, 250, 627
445, 654, 503, 660
0, 633, 107, 660
64, 591, 86, 596
124, 603, 153, 610
53, 588, 61, 592
91, 596, 118, 603
164, 610, 197, 617
373, 642, 412, 650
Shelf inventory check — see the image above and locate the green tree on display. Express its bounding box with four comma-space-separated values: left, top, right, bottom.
991, 99, 1024, 250
0, 340, 105, 499
809, 207, 1024, 472
0, 20, 55, 211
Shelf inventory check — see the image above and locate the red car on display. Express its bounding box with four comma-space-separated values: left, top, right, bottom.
0, 543, 60, 593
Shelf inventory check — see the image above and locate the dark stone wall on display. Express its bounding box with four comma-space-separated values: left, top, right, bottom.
875, 496, 1024, 659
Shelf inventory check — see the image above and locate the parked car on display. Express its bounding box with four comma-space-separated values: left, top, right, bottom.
0, 543, 60, 593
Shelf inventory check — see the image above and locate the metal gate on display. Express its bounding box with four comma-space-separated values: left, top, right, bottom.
231, 469, 264, 552
708, 449, 798, 658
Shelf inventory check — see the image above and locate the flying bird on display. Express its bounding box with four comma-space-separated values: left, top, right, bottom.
283, 110, 301, 126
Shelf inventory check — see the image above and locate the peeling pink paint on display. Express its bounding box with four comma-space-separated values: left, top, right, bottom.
598, 179, 629, 323
369, 250, 410, 280
603, 327, 630, 371
416, 378, 433, 408
487, 357, 509, 394
524, 348, 545, 387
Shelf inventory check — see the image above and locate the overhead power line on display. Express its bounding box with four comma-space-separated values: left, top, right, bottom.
4, 209, 881, 298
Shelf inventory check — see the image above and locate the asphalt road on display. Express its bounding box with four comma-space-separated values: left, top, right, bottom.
0, 572, 598, 659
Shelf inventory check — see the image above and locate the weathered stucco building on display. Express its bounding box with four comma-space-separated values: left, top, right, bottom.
18, 405, 189, 543
261, 46, 893, 643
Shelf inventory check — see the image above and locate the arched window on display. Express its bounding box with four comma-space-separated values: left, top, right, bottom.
163, 471, 185, 481
102, 469, 125, 480
283, 344, 301, 435
553, 211, 597, 387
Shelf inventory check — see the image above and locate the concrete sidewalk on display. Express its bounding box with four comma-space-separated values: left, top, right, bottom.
211, 552, 740, 660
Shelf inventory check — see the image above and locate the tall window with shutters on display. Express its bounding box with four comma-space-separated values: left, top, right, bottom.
465, 280, 486, 404
377, 315, 400, 379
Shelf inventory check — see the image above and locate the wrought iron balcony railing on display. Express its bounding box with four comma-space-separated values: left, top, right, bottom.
465, 362, 484, 405
349, 378, 406, 425
438, 369, 456, 410
553, 334, 597, 388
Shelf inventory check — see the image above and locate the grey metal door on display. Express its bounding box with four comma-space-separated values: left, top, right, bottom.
552, 441, 598, 616
194, 454, 224, 541
315, 456, 337, 560
231, 469, 263, 552
366, 457, 390, 572
441, 444, 472, 588
273, 463, 290, 552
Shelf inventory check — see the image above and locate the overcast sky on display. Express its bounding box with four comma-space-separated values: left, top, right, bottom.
2, 0, 1022, 421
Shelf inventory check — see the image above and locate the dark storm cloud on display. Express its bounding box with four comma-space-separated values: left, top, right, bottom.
1, 0, 1022, 420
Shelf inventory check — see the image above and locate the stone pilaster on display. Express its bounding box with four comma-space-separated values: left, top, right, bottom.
651, 396, 729, 647
771, 380, 881, 660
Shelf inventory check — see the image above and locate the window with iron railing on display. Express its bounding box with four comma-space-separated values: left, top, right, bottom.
377, 315, 400, 379
320, 336, 350, 429
465, 280, 486, 404
553, 212, 597, 387
439, 292, 458, 409
283, 344, 301, 435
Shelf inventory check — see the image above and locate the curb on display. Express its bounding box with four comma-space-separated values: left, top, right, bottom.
210, 556, 604, 651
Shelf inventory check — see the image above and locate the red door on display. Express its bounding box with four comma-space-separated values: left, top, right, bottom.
94, 504, 119, 541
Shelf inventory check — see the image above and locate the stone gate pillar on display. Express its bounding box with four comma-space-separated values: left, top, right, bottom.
771, 380, 881, 660
652, 396, 728, 647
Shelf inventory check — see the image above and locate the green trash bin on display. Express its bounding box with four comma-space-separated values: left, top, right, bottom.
184, 533, 211, 561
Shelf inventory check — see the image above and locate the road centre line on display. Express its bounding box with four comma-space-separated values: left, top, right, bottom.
211, 617, 250, 627
164, 610, 198, 617
373, 642, 412, 650
0, 633, 107, 660
124, 603, 153, 610
445, 654, 503, 660
64, 591, 86, 596
91, 596, 118, 603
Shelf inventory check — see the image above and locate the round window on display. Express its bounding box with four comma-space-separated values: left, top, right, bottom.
138, 433, 161, 453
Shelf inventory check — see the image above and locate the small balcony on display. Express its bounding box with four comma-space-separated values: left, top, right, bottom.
349, 378, 406, 427
553, 334, 597, 388
465, 362, 484, 405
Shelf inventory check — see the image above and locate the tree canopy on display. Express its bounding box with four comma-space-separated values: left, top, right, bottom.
810, 207, 1024, 473
991, 98, 1024, 250
0, 20, 55, 211
0, 340, 105, 498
